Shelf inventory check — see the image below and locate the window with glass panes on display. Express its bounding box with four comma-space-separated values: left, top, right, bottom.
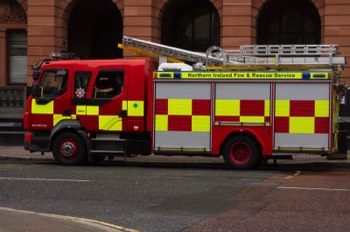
8, 29, 27, 84
257, 0, 320, 45
162, 1, 219, 52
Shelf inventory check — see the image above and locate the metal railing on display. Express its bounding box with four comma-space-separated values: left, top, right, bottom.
0, 86, 26, 119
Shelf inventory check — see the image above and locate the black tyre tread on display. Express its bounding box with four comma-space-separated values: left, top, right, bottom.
223, 135, 259, 170
52, 132, 86, 166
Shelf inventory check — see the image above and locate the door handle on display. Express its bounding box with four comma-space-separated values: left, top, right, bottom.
63, 109, 71, 116
119, 110, 127, 117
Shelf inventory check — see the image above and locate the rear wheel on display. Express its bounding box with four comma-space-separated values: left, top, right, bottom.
52, 132, 86, 165
223, 135, 260, 170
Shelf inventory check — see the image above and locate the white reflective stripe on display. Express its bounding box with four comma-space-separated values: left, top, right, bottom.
278, 186, 350, 192
0, 177, 89, 182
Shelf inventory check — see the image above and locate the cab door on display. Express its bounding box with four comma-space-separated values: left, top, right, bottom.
71, 70, 93, 129
30, 68, 72, 130
72, 67, 129, 132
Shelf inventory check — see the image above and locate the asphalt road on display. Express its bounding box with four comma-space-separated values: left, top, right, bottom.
187, 163, 350, 232
0, 159, 274, 232
0, 159, 349, 232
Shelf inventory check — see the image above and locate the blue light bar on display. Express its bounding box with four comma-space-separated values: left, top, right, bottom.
302, 72, 310, 80
174, 72, 181, 79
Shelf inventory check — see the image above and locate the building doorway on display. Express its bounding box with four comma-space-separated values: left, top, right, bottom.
68, 0, 122, 59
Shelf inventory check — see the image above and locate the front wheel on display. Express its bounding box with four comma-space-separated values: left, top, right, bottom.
52, 132, 86, 165
223, 135, 260, 170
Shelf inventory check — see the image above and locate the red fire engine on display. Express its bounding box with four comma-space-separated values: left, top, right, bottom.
23, 37, 346, 169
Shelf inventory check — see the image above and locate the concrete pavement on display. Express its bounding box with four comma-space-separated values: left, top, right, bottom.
0, 145, 53, 161
0, 207, 132, 232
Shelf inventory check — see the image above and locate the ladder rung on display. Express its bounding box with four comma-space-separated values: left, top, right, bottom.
237, 44, 339, 56
227, 56, 346, 66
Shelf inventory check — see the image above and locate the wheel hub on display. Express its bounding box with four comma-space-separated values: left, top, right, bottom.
60, 142, 76, 158
234, 146, 248, 161
231, 143, 251, 164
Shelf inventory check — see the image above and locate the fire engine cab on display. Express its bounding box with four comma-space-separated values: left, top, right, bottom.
23, 36, 347, 169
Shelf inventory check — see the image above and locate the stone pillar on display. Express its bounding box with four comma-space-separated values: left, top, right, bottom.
123, 0, 154, 57
221, 0, 255, 50
324, 0, 350, 82
124, 0, 153, 40
26, 0, 57, 84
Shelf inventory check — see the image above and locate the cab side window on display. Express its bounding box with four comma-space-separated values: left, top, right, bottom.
94, 70, 124, 98
74, 72, 91, 99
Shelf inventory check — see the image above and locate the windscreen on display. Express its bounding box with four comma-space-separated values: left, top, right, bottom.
39, 70, 68, 97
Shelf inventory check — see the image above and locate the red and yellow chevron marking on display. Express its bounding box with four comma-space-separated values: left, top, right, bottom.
155, 98, 211, 132
275, 100, 329, 134
215, 99, 270, 123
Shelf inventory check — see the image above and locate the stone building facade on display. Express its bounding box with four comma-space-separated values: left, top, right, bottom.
0, 0, 349, 87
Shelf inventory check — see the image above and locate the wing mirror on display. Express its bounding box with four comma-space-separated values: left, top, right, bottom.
32, 83, 43, 98
33, 70, 41, 80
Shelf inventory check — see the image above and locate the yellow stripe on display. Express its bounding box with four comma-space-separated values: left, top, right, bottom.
264, 100, 270, 116
215, 99, 240, 116
240, 116, 265, 123
53, 114, 77, 126
122, 100, 127, 110
315, 100, 329, 117
155, 72, 174, 79
192, 116, 210, 132
168, 99, 192, 115
76, 105, 86, 115
310, 72, 328, 79
31, 99, 53, 114
87, 106, 99, 115
127, 101, 144, 116
275, 100, 290, 117
181, 72, 303, 79
290, 117, 315, 134
155, 115, 168, 131
99, 116, 122, 131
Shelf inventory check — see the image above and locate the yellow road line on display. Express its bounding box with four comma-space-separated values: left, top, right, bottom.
285, 171, 301, 179
67, 216, 139, 232
0, 207, 138, 232
294, 171, 301, 176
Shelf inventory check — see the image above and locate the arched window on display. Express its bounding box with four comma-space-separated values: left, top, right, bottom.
68, 0, 122, 59
162, 0, 220, 52
257, 0, 320, 44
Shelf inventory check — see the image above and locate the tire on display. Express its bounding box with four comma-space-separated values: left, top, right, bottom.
52, 132, 86, 165
223, 135, 260, 170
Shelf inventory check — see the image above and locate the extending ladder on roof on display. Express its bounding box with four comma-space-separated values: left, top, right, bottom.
121, 36, 222, 65
119, 36, 346, 67
222, 44, 345, 66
